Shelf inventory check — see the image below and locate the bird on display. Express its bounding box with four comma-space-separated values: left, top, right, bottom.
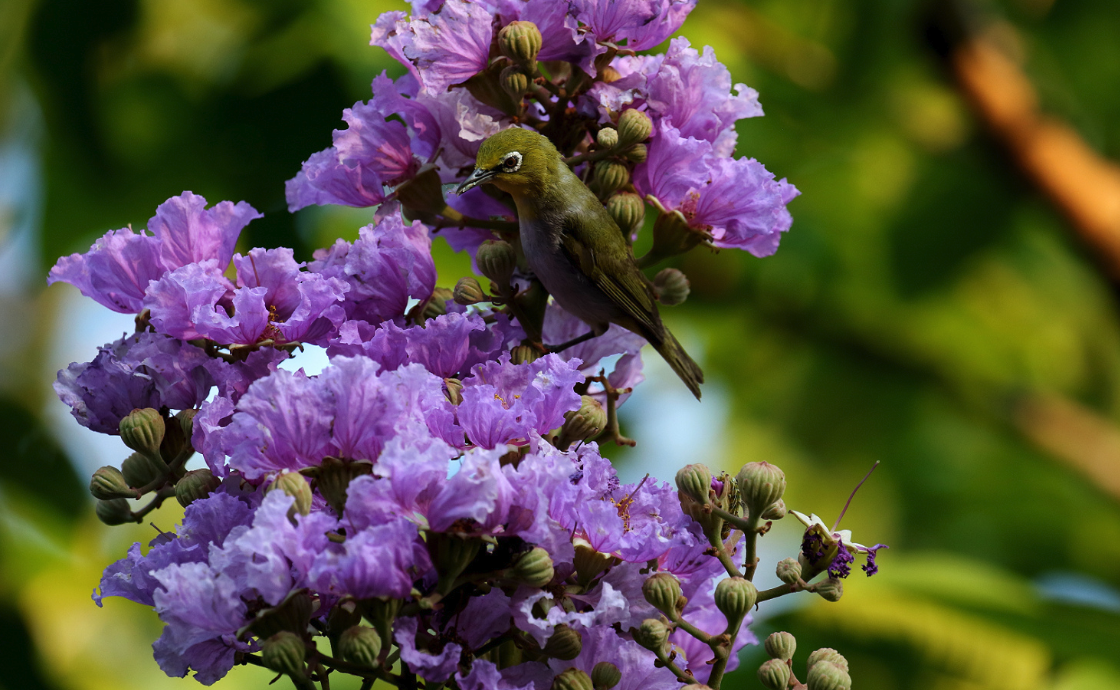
456, 127, 704, 400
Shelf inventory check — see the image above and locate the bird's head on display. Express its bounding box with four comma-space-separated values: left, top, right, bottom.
455, 128, 560, 197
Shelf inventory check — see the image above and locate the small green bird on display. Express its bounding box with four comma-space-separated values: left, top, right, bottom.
456, 128, 704, 400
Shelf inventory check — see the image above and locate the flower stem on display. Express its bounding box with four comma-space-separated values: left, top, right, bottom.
742, 515, 761, 580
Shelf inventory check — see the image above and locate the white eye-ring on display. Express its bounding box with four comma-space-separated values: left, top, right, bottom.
501, 151, 522, 172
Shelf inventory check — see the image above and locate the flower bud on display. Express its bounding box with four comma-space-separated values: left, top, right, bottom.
119, 408, 167, 464
597, 127, 619, 149
500, 65, 530, 99
600, 65, 622, 83
498, 21, 542, 69
606, 192, 645, 239
735, 461, 786, 517
268, 471, 313, 517
806, 661, 851, 690
647, 200, 706, 264
543, 623, 582, 660
121, 451, 165, 489
815, 577, 844, 603
764, 631, 796, 661
262, 631, 306, 679
807, 648, 849, 673
420, 287, 453, 321
363, 597, 401, 651
675, 463, 712, 506
624, 143, 647, 163
511, 344, 542, 365
591, 662, 621, 689
90, 466, 136, 500
616, 109, 653, 147
714, 577, 757, 625
758, 659, 791, 690
653, 268, 690, 306
594, 160, 629, 196
552, 668, 593, 690
160, 408, 195, 466
454, 276, 487, 305
633, 618, 670, 654
339, 625, 382, 669
444, 378, 464, 406
509, 547, 554, 587
95, 498, 134, 525
762, 499, 787, 521
476, 239, 517, 287
642, 572, 682, 617
175, 469, 220, 507
776, 557, 802, 584
573, 538, 616, 586
558, 395, 606, 450
315, 456, 373, 516
428, 532, 482, 580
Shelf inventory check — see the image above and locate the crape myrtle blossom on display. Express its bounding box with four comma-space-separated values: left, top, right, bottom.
43, 0, 890, 687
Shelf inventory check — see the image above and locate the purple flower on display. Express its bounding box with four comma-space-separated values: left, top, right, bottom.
542, 302, 645, 405
372, 0, 495, 95
571, 0, 694, 53
394, 616, 463, 683
150, 562, 248, 684
48, 192, 260, 314
55, 332, 219, 434
418, 88, 506, 177
456, 659, 547, 690
511, 582, 628, 647
330, 312, 486, 378
344, 435, 459, 531
309, 210, 436, 325
551, 625, 678, 690
310, 518, 429, 599
635, 122, 799, 257
208, 491, 337, 606
286, 73, 440, 212
459, 353, 584, 449
438, 588, 512, 648
828, 541, 854, 579
427, 447, 514, 532
862, 544, 888, 576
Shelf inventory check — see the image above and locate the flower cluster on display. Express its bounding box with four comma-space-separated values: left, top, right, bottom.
44, 1, 883, 689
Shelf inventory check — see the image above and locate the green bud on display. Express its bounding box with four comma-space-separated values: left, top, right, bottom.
498, 21, 542, 69
428, 532, 482, 580
606, 192, 645, 239
624, 143, 647, 163
714, 577, 757, 625
121, 451, 165, 489
262, 631, 306, 679
454, 276, 487, 305
268, 471, 313, 517
500, 65, 530, 99
735, 462, 786, 517
761, 499, 787, 521
675, 463, 712, 506
244, 590, 314, 640
511, 344, 542, 365
477, 240, 517, 287
543, 623, 582, 660
806, 661, 851, 690
90, 466, 136, 500
633, 619, 670, 654
509, 547, 555, 587
95, 498, 134, 526
807, 648, 849, 673
573, 538, 616, 586
119, 408, 166, 460
764, 631, 796, 661
339, 625, 382, 669
420, 287, 453, 321
641, 572, 682, 617
444, 378, 464, 406
396, 165, 448, 224
591, 662, 621, 689
600, 65, 622, 83
815, 577, 844, 603
594, 160, 629, 196
597, 127, 619, 149
552, 667, 594, 690
616, 109, 653, 147
776, 557, 802, 585
363, 597, 401, 653
160, 409, 195, 467
314, 456, 373, 516
647, 199, 706, 264
557, 395, 606, 450
758, 658, 791, 690
175, 469, 220, 507
653, 268, 690, 307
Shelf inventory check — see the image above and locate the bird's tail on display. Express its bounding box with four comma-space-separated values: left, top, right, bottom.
652, 329, 704, 400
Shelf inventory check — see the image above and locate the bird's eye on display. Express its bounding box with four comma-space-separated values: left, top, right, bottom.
502, 152, 522, 171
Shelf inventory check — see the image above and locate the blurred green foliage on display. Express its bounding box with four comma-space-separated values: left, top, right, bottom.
2, 0, 1120, 688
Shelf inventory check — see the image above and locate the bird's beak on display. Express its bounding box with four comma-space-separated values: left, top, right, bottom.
455, 167, 496, 195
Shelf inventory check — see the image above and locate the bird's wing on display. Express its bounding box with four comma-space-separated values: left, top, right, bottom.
558, 216, 661, 336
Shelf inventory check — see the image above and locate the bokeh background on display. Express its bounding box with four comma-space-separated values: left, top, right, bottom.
2, 0, 1120, 688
